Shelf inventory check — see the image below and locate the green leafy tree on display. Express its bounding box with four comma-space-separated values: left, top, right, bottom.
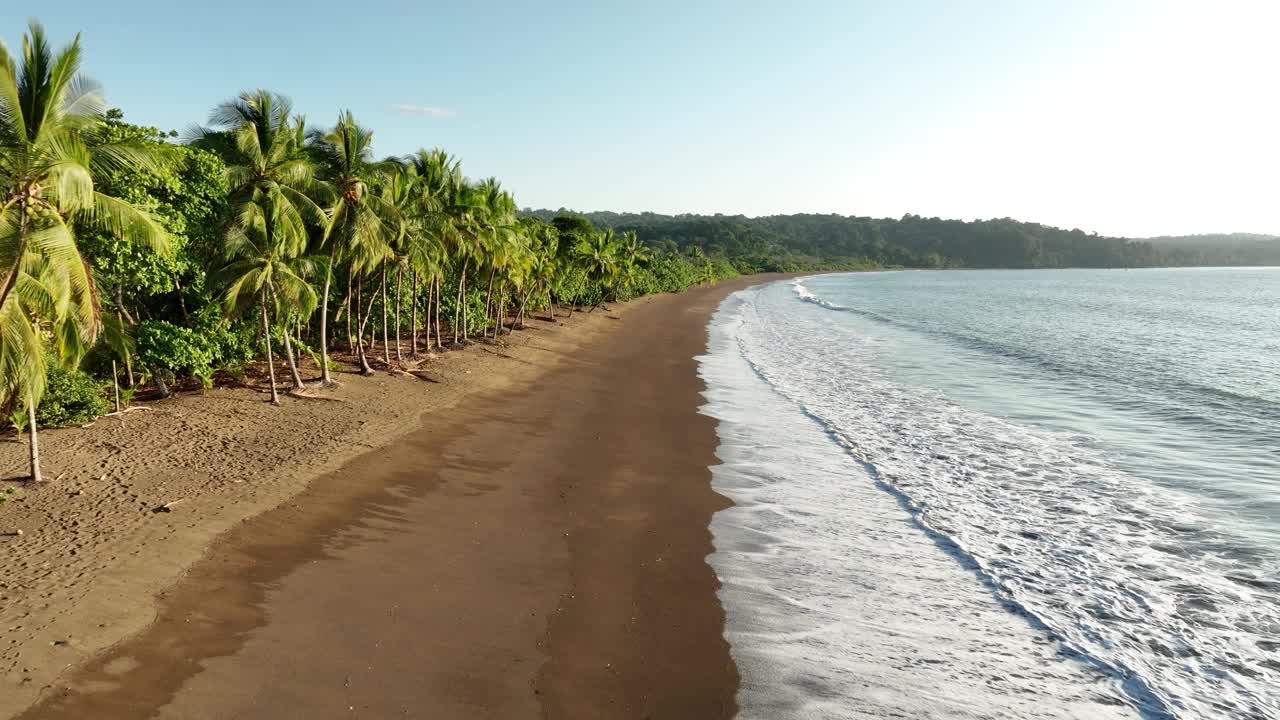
0, 22, 170, 481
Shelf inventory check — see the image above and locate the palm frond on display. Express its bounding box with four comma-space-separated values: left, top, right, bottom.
81, 192, 171, 255
0, 41, 27, 144
90, 136, 169, 176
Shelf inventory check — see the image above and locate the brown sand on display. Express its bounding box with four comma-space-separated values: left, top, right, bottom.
2, 275, 782, 719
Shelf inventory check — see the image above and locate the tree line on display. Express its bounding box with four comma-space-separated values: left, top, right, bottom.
0, 22, 741, 483
523, 210, 1280, 269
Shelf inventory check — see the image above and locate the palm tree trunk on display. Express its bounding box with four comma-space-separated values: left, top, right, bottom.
433, 276, 443, 350
380, 265, 391, 365
345, 271, 354, 352
357, 276, 380, 354
112, 360, 122, 413
483, 268, 496, 339
365, 289, 379, 356
353, 272, 361, 339
453, 258, 468, 345
410, 270, 419, 358
516, 283, 536, 331
395, 264, 404, 362
281, 328, 305, 391
26, 400, 42, 483
260, 294, 281, 405
276, 298, 305, 392
360, 286, 378, 351
355, 276, 374, 376
319, 248, 337, 385
495, 284, 507, 336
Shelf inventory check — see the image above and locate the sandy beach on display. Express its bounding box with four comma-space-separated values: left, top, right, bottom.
1, 275, 779, 719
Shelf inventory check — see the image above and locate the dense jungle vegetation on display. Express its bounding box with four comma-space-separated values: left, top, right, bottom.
524, 210, 1280, 269
0, 23, 742, 481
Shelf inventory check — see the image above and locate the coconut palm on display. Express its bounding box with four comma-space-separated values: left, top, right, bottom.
612, 230, 651, 298
309, 111, 399, 377
403, 149, 461, 352
479, 224, 513, 339
191, 91, 331, 381
441, 180, 490, 344
396, 151, 449, 354
379, 161, 450, 361
0, 22, 169, 481
465, 178, 517, 340
576, 229, 620, 309
620, 230, 651, 268
218, 194, 318, 404
190, 90, 329, 247
512, 220, 559, 326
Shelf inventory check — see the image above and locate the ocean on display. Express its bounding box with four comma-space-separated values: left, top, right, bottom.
698, 269, 1279, 719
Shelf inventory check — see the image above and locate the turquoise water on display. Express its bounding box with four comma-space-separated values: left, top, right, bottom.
701, 269, 1279, 719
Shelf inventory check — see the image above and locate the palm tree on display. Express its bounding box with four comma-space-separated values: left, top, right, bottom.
512, 220, 559, 327
310, 111, 399, 377
620, 230, 651, 267
378, 162, 437, 362
467, 178, 517, 340
480, 225, 514, 339
499, 227, 538, 335
577, 229, 620, 310
218, 195, 318, 404
191, 91, 331, 380
443, 180, 488, 344
0, 22, 169, 482
614, 230, 651, 298
403, 149, 461, 352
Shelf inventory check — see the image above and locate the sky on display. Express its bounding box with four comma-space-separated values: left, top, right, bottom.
3, 1, 1277, 237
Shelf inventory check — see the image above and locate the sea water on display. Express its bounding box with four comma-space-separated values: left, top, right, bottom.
699, 269, 1279, 719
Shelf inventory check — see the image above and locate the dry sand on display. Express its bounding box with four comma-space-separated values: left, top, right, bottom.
1, 275, 782, 719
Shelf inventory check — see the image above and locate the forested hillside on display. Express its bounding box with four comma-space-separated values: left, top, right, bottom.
1142, 233, 1280, 266
523, 210, 1280, 269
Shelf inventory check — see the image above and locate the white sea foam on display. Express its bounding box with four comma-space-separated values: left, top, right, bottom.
701, 278, 1280, 719
791, 278, 847, 310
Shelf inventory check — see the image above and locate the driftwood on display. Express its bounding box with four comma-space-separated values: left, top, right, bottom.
152, 499, 186, 513
102, 406, 152, 418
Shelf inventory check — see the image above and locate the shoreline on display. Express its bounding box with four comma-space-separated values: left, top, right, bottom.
3, 274, 785, 719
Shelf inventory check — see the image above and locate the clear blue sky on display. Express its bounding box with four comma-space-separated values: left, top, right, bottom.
4, 1, 1277, 237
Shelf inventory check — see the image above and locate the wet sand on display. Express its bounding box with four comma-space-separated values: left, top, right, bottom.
14, 275, 779, 719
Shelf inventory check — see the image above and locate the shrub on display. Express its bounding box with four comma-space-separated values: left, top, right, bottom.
190, 304, 257, 370
435, 273, 494, 336
37, 363, 109, 427
136, 320, 214, 380
134, 306, 258, 384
